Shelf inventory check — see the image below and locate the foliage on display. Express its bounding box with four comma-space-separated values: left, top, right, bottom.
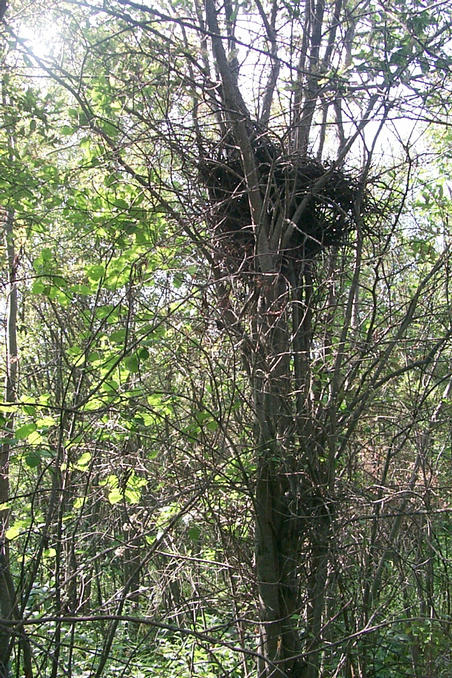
0, 1, 451, 677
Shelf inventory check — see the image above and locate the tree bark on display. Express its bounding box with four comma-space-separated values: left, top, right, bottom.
252, 273, 306, 677
0, 208, 32, 677
0, 208, 18, 678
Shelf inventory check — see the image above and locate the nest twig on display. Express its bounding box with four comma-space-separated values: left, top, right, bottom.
199, 134, 365, 273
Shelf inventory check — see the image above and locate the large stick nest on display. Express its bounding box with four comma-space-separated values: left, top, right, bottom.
199, 135, 365, 273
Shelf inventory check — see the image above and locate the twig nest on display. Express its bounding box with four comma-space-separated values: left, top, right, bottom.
199, 134, 364, 272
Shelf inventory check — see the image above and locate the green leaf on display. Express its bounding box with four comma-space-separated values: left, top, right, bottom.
41, 247, 52, 261
86, 264, 105, 281
108, 488, 122, 505
60, 125, 75, 135
6, 524, 22, 540
95, 304, 116, 319
114, 198, 129, 209
27, 430, 44, 446
124, 354, 139, 373
6, 519, 29, 541
173, 273, 184, 289
100, 474, 118, 488
15, 422, 37, 440
110, 329, 127, 343
36, 416, 56, 428
124, 487, 141, 504
25, 451, 42, 468
103, 380, 119, 393
188, 526, 201, 542
74, 452, 91, 470
71, 283, 93, 296
22, 405, 36, 416
43, 548, 56, 559
31, 280, 45, 295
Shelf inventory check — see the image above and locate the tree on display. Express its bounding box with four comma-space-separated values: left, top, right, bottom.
0, 1, 451, 676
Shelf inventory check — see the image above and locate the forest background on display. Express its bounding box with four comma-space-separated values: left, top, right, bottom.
0, 0, 451, 677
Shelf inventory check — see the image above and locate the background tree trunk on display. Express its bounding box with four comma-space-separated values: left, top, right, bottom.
0, 207, 32, 677
0, 209, 17, 676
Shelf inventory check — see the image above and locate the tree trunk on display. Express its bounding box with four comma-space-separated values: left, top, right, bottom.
0, 208, 32, 677
0, 208, 18, 677
251, 273, 307, 677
